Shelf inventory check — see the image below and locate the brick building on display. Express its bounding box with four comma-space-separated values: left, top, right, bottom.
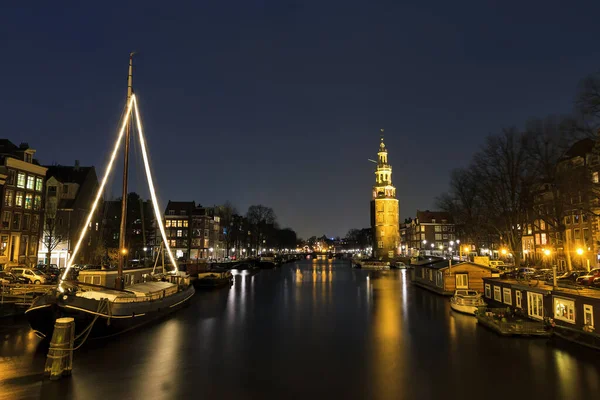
0, 140, 46, 269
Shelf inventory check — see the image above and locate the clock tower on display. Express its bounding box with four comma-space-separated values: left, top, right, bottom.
370, 130, 400, 260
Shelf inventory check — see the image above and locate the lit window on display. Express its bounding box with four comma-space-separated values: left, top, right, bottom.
17, 173, 25, 188
456, 274, 469, 289
378, 241, 383, 249
593, 172, 599, 184
503, 288, 512, 305
15, 192, 24, 207
177, 230, 182, 237
485, 284, 491, 298
494, 286, 502, 302
527, 292, 544, 320
33, 195, 41, 210
516, 291, 522, 308
24, 193, 33, 209
554, 297, 575, 324
584, 304, 594, 328
35, 177, 43, 192
26, 176, 34, 190
165, 220, 172, 227
183, 220, 188, 227
4, 190, 13, 207
177, 220, 183, 228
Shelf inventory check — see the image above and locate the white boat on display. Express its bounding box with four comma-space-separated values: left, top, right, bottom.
450, 289, 486, 315
356, 260, 390, 270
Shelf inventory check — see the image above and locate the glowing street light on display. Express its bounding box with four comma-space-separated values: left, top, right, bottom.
576, 247, 584, 256
501, 248, 508, 255
121, 248, 128, 255
543, 248, 551, 256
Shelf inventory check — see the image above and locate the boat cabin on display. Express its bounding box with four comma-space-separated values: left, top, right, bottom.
78, 267, 155, 288
412, 259, 499, 295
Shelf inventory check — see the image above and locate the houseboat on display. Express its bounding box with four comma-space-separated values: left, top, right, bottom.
412, 258, 499, 295
482, 277, 600, 350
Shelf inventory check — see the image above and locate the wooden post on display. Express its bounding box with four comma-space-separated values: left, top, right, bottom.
44, 317, 75, 380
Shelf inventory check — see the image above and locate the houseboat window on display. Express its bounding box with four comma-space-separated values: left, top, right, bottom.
484, 284, 491, 298
554, 297, 575, 324
421, 268, 425, 279
503, 288, 512, 305
494, 286, 502, 302
527, 292, 544, 320
93, 276, 101, 285
456, 274, 468, 289
428, 269, 433, 281
584, 305, 594, 328
516, 291, 522, 308
436, 271, 443, 288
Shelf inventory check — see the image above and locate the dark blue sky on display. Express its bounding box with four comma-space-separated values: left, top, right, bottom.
2, 1, 600, 238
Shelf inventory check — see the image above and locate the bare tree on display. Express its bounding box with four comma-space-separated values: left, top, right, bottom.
216, 201, 238, 257
246, 205, 276, 252
42, 201, 67, 266
471, 128, 535, 267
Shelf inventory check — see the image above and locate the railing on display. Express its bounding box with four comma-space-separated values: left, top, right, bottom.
1, 283, 54, 306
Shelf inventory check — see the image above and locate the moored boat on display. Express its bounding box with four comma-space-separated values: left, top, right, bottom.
258, 253, 278, 268
356, 259, 390, 270
450, 289, 486, 315
193, 271, 233, 289
25, 54, 195, 341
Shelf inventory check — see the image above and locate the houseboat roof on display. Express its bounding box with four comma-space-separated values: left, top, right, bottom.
415, 260, 496, 271
483, 277, 600, 300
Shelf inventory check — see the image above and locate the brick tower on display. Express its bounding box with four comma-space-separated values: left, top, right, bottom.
370, 130, 400, 260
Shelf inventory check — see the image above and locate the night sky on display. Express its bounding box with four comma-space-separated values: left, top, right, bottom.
3, 1, 600, 239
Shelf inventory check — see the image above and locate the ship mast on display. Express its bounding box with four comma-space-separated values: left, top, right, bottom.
117, 52, 134, 290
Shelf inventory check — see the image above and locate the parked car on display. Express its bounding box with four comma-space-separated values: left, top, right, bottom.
35, 264, 60, 282
10, 267, 49, 284
557, 270, 587, 283
592, 277, 600, 288
576, 268, 600, 286
534, 268, 553, 280
0, 271, 28, 284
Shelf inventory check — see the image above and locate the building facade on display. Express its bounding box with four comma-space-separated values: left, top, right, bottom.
529, 138, 598, 270
0, 140, 46, 269
403, 210, 455, 256
164, 201, 223, 261
370, 134, 399, 260
37, 162, 99, 267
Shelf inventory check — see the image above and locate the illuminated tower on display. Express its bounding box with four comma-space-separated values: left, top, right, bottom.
370, 130, 399, 260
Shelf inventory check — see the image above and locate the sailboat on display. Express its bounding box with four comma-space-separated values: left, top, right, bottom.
25, 54, 195, 340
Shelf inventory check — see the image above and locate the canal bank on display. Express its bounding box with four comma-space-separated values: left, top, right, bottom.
1, 260, 599, 400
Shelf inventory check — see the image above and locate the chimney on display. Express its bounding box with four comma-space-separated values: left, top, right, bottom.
74, 160, 80, 171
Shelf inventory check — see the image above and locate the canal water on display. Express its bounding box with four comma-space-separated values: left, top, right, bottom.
1, 259, 600, 400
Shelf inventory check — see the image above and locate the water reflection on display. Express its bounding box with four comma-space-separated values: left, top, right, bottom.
2, 260, 600, 399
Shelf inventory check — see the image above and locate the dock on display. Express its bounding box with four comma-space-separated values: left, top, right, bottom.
1, 283, 54, 317
475, 308, 551, 337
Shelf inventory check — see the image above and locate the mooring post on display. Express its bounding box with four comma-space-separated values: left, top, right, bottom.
44, 317, 75, 380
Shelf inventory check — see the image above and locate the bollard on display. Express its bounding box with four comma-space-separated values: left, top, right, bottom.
44, 317, 75, 380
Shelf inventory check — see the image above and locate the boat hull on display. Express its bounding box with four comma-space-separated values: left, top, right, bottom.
450, 301, 480, 315
26, 285, 195, 340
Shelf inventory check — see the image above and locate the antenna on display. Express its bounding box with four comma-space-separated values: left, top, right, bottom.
368, 159, 378, 164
